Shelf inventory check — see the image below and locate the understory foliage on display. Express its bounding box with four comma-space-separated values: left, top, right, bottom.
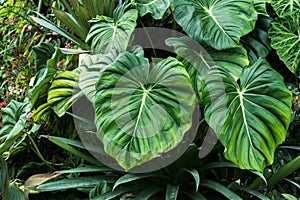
0, 0, 300, 199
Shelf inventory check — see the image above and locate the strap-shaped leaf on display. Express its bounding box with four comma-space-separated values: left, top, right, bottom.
86, 4, 138, 53
241, 15, 272, 64
79, 51, 118, 102
271, 0, 300, 17
136, 0, 170, 19
94, 52, 196, 170
269, 13, 300, 77
172, 0, 257, 50
203, 58, 292, 171
47, 68, 84, 117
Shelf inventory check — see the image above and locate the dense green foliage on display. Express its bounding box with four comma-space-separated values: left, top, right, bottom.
0, 0, 299, 199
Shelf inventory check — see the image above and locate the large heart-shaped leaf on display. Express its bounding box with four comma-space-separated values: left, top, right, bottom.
271, 0, 300, 17
166, 36, 248, 101
47, 68, 84, 117
94, 52, 196, 170
136, 0, 170, 19
269, 13, 300, 77
0, 100, 32, 155
166, 36, 249, 78
241, 15, 272, 64
172, 0, 257, 50
203, 58, 292, 171
79, 51, 118, 102
86, 3, 138, 53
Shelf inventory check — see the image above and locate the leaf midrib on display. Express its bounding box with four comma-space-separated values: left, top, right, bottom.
238, 90, 254, 147
132, 86, 150, 137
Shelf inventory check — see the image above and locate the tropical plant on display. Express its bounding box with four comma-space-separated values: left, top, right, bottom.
1, 0, 300, 199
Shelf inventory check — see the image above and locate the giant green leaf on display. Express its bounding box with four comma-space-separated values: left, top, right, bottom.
79, 51, 118, 102
269, 13, 300, 77
166, 36, 248, 102
172, 0, 257, 50
0, 100, 31, 155
270, 0, 300, 17
166, 36, 249, 78
203, 58, 292, 171
136, 0, 170, 19
86, 3, 138, 53
47, 68, 84, 117
94, 52, 196, 170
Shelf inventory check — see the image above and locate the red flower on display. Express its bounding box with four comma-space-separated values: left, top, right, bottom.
26, 112, 32, 120
57, 61, 64, 67
64, 43, 71, 49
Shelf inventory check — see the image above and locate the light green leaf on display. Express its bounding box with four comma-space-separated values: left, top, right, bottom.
86, 3, 138, 53
270, 0, 300, 17
0, 100, 31, 155
94, 52, 196, 170
47, 68, 84, 117
136, 0, 170, 19
203, 58, 292, 171
282, 194, 298, 200
172, 0, 257, 50
269, 13, 300, 77
79, 51, 118, 102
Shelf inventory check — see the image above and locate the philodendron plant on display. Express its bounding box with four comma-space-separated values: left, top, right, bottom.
29, 0, 297, 173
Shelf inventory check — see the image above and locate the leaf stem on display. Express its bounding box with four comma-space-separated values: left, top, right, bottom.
27, 133, 55, 170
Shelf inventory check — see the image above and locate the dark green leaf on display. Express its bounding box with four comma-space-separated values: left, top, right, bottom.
200, 179, 243, 200
165, 184, 179, 200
